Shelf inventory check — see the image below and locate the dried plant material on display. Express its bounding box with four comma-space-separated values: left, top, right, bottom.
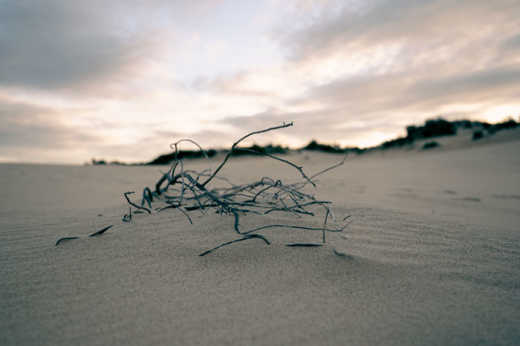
88, 225, 113, 237
124, 192, 150, 214
286, 243, 323, 247
122, 207, 132, 222
121, 122, 350, 256
55, 236, 80, 246
332, 248, 351, 258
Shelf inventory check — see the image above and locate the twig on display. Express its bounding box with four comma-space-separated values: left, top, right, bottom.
200, 122, 293, 187
239, 148, 315, 187
286, 243, 323, 247
122, 207, 132, 222
89, 225, 113, 237
199, 234, 270, 256
124, 191, 151, 214
241, 222, 348, 235
170, 138, 209, 158
323, 208, 330, 243
310, 155, 347, 180
55, 236, 80, 246
141, 187, 154, 208
177, 206, 193, 224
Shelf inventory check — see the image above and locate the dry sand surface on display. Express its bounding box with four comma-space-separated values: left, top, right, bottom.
1, 130, 520, 345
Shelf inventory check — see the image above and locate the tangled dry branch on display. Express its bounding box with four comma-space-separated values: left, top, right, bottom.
121, 122, 349, 256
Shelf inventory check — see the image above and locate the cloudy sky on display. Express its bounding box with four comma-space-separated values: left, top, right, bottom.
1, 0, 519, 163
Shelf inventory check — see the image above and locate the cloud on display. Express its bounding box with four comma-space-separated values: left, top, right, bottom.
212, 59, 520, 148
0, 100, 98, 149
502, 33, 520, 51
209, 0, 520, 146
0, 2, 135, 90
292, 64, 520, 115
0, 99, 106, 163
219, 107, 405, 148
1, 0, 519, 163
0, 98, 174, 163
410, 65, 520, 102
0, 0, 220, 92
0, 96, 240, 163
280, 0, 520, 60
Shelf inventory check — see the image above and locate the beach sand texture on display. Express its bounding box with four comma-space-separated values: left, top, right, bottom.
1, 132, 520, 345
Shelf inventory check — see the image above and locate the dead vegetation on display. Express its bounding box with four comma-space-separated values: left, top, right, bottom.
122, 122, 350, 256
56, 122, 350, 255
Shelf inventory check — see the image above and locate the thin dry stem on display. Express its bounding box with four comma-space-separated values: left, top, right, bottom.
200, 122, 294, 188
120, 123, 349, 256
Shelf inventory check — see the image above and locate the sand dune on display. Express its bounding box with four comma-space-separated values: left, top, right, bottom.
1, 131, 520, 345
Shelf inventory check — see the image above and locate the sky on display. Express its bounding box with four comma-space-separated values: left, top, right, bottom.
1, 0, 519, 164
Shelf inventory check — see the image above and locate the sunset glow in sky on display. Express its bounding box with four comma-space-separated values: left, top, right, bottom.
1, 0, 519, 163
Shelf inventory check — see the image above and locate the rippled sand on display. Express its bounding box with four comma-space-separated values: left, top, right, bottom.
1, 131, 520, 345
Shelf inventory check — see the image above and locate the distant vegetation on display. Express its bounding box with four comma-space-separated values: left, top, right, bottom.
146, 144, 289, 165
303, 140, 364, 155
148, 149, 218, 165
90, 117, 519, 165
91, 158, 107, 165
382, 118, 457, 150
487, 119, 518, 133
407, 118, 457, 139
231, 144, 289, 156
91, 158, 128, 166
380, 117, 517, 150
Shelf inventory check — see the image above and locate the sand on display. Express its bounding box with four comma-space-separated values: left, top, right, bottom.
1, 130, 520, 345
